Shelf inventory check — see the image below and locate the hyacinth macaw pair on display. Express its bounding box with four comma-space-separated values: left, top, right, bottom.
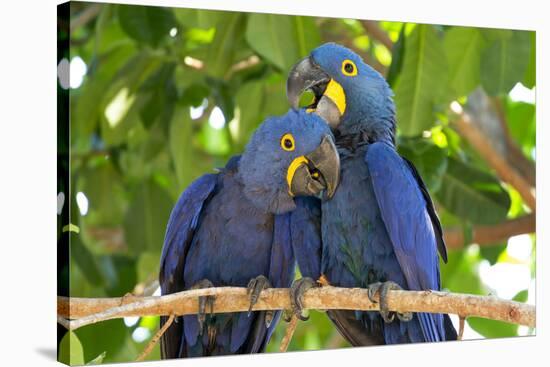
159, 43, 456, 359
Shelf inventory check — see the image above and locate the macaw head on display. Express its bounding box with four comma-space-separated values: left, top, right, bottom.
238, 109, 340, 214
287, 43, 396, 143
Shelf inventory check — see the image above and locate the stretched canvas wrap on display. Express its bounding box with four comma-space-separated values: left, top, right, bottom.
57, 1, 536, 365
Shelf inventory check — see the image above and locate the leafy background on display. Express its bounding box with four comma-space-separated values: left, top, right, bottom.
57, 2, 536, 364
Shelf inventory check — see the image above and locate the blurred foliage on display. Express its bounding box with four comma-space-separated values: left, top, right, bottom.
58, 2, 536, 364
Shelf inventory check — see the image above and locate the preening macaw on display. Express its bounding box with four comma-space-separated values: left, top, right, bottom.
286, 43, 457, 344
158, 109, 340, 358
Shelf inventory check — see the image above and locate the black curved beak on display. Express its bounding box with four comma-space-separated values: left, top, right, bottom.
287, 56, 343, 129
287, 56, 330, 109
288, 135, 340, 200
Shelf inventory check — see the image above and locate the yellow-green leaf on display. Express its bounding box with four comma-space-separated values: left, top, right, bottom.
444, 27, 485, 97
394, 25, 447, 136
59, 331, 85, 366
480, 31, 531, 95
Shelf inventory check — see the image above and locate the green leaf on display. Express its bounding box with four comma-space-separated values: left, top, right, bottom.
262, 74, 289, 117
293, 16, 321, 59
234, 80, 265, 148
75, 319, 129, 364
86, 352, 106, 365
94, 5, 131, 55
444, 27, 485, 97
394, 25, 447, 136
440, 247, 485, 295
169, 105, 213, 189
468, 317, 518, 338
436, 157, 511, 225
180, 83, 210, 107
523, 32, 536, 88
142, 62, 177, 89
204, 13, 246, 78
173, 8, 224, 29
123, 180, 173, 253
140, 119, 168, 160
78, 160, 126, 226
99, 52, 162, 146
513, 289, 529, 303
246, 14, 320, 72
72, 43, 137, 147
98, 255, 137, 297
386, 26, 406, 88
208, 78, 235, 122
70, 233, 104, 286
197, 120, 231, 156
137, 252, 161, 284
480, 29, 513, 41
137, 63, 178, 137
397, 137, 448, 192
59, 331, 85, 366
140, 315, 160, 330
100, 91, 143, 147
140, 91, 165, 130
118, 5, 176, 47
480, 31, 531, 95
505, 99, 536, 156
479, 242, 506, 265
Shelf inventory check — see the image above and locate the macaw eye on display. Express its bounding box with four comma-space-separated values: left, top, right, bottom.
342, 59, 357, 76
280, 133, 295, 151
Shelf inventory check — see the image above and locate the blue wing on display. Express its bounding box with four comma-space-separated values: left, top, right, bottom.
264, 213, 297, 347
366, 142, 448, 342
159, 173, 218, 359
289, 197, 322, 280
229, 213, 297, 354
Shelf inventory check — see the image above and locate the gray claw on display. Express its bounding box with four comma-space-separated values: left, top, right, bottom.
247, 275, 272, 327
282, 309, 294, 323
397, 311, 413, 322
290, 277, 318, 321
368, 281, 412, 324
367, 282, 383, 303
191, 279, 215, 334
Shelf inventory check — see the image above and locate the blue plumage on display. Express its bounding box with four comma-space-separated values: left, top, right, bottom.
159, 109, 339, 358
287, 43, 457, 344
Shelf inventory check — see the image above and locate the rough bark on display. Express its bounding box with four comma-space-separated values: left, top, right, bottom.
58, 286, 535, 331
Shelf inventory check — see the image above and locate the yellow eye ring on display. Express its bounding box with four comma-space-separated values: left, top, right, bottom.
341, 59, 358, 76
280, 133, 295, 151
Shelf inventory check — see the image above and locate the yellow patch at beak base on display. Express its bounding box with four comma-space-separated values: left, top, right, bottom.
286, 156, 309, 196
324, 79, 346, 116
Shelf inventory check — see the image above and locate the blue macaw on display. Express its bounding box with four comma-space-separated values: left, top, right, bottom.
158, 109, 340, 358
286, 43, 457, 344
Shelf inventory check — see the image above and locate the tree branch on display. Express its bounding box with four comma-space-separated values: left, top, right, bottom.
135, 314, 175, 361
458, 316, 465, 340
360, 20, 394, 50
444, 214, 535, 249
452, 112, 536, 211
58, 286, 535, 331
279, 315, 299, 352
491, 97, 536, 187
70, 4, 102, 33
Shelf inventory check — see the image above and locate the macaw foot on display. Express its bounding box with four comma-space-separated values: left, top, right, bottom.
190, 279, 216, 334
290, 277, 319, 321
282, 309, 294, 323
367, 281, 413, 323
247, 275, 274, 327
